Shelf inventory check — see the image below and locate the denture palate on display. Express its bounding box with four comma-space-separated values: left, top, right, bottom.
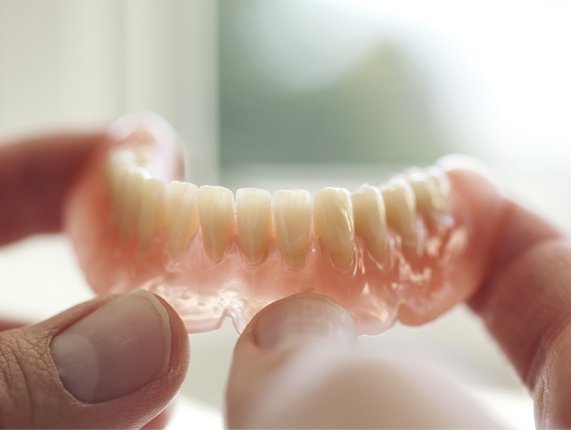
105, 146, 450, 272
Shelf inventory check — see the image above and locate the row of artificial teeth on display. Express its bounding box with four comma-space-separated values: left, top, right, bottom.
106, 153, 450, 271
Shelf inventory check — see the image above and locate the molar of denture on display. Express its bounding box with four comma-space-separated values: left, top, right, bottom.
165, 181, 199, 259
119, 168, 147, 238
352, 184, 387, 262
404, 168, 441, 214
106, 151, 134, 208
273, 189, 312, 270
106, 154, 123, 199
236, 188, 272, 264
198, 185, 234, 262
136, 177, 166, 249
313, 188, 355, 271
425, 166, 450, 212
380, 178, 417, 244
107, 161, 126, 212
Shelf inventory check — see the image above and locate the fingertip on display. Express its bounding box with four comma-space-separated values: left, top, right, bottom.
227, 294, 356, 428
437, 153, 493, 173
438, 153, 506, 199
245, 293, 357, 350
153, 293, 190, 376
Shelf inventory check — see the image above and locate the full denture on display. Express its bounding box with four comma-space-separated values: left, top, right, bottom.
65, 115, 506, 334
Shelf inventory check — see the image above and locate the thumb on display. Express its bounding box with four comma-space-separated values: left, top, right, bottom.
0, 291, 189, 428
226, 294, 358, 428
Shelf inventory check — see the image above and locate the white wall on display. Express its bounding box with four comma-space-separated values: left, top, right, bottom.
0, 0, 218, 182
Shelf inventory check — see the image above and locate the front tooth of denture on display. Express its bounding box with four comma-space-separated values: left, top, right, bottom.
166, 181, 200, 259
273, 189, 312, 270
380, 177, 417, 244
236, 188, 272, 264
119, 168, 146, 238
313, 188, 355, 271
352, 184, 387, 262
136, 177, 166, 249
198, 185, 234, 262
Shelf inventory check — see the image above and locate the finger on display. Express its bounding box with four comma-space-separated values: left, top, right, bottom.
226, 294, 497, 428
446, 164, 571, 427
226, 294, 356, 428
0, 131, 107, 245
142, 405, 174, 429
0, 318, 26, 331
0, 290, 189, 428
468, 202, 570, 428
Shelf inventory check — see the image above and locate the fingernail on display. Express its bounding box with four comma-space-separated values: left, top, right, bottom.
253, 294, 356, 349
51, 291, 171, 403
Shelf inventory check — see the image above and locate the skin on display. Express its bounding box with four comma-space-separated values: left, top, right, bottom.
0, 130, 569, 428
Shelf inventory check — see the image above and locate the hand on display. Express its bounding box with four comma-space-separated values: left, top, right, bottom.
226, 188, 571, 428
0, 132, 189, 428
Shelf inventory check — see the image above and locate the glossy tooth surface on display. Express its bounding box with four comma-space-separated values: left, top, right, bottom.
273, 189, 312, 270
119, 168, 146, 238
313, 188, 355, 271
166, 181, 199, 259
106, 157, 121, 205
424, 166, 450, 212
405, 169, 438, 213
136, 177, 166, 249
236, 188, 272, 264
405, 167, 449, 214
108, 163, 129, 214
352, 185, 387, 262
380, 178, 417, 244
198, 185, 234, 261
107, 151, 136, 209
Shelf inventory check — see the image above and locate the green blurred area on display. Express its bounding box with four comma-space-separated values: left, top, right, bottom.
219, 0, 454, 167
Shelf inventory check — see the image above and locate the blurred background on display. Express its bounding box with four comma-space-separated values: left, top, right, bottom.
3, 0, 571, 427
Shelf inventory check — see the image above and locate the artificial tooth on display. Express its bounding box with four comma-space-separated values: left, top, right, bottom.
165, 181, 199, 258
405, 167, 450, 214
105, 157, 120, 203
351, 185, 387, 262
198, 185, 234, 262
119, 168, 146, 238
136, 177, 166, 249
313, 188, 355, 271
106, 151, 135, 209
236, 188, 272, 264
405, 169, 439, 213
107, 162, 129, 213
273, 189, 312, 270
424, 166, 450, 212
380, 178, 417, 244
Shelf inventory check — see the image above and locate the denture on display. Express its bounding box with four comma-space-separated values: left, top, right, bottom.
65, 115, 506, 334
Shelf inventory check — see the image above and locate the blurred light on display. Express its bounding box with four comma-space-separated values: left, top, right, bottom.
241, 0, 571, 161
245, 0, 382, 92
343, 0, 571, 161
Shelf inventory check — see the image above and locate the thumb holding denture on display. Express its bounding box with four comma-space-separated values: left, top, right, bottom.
0, 291, 189, 428
226, 293, 358, 428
